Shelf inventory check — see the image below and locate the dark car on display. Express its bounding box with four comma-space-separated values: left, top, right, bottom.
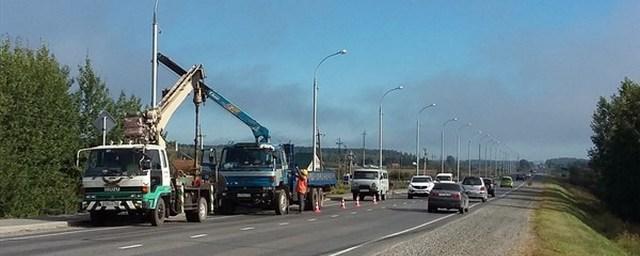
428, 183, 469, 214
482, 178, 496, 197
515, 174, 525, 181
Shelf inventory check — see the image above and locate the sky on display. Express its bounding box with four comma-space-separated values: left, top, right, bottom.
2, 0, 639, 161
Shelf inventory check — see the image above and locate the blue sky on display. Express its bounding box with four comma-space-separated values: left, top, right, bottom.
2, 0, 638, 161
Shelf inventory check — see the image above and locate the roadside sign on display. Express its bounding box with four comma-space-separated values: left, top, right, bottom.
94, 111, 116, 133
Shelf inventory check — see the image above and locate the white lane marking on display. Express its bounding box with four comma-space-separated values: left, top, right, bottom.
382, 206, 387, 209
350, 211, 357, 215
328, 214, 455, 256
0, 226, 130, 242
330, 215, 339, 218
393, 204, 397, 207
190, 234, 207, 239
367, 209, 372, 212
118, 244, 143, 250
279, 222, 289, 226
207, 215, 240, 220
307, 218, 317, 222
403, 202, 407, 205
240, 227, 255, 231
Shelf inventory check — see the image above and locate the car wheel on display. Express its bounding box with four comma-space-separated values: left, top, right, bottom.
408, 194, 413, 199
359, 194, 365, 201
482, 197, 487, 203
459, 207, 464, 214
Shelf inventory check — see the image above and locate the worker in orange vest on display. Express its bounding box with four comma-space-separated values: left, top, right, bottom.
296, 168, 309, 213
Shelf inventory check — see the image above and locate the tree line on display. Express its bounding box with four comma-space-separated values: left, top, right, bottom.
589, 78, 640, 222
0, 39, 142, 217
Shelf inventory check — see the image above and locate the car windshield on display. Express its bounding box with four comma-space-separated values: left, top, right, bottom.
433, 183, 461, 191
412, 177, 432, 183
84, 148, 152, 177
354, 171, 378, 179
502, 177, 512, 182
462, 177, 483, 185
220, 148, 274, 170
436, 176, 452, 181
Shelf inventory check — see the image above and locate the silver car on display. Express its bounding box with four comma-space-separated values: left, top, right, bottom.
461, 176, 488, 202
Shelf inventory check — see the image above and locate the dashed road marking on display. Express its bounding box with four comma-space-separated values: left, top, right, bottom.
330, 215, 339, 218
118, 244, 143, 250
367, 209, 372, 212
307, 218, 317, 222
240, 227, 255, 231
350, 211, 357, 215
279, 222, 289, 226
190, 234, 207, 239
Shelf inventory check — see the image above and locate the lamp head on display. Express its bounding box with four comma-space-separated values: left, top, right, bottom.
338, 49, 348, 55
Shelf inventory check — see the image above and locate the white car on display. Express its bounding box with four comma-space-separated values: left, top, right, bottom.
435, 173, 455, 183
351, 169, 389, 201
461, 176, 488, 202
408, 175, 434, 199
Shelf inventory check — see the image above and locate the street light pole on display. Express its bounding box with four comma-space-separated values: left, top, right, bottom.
312, 49, 347, 172
415, 103, 436, 175
440, 118, 458, 173
468, 130, 482, 177
379, 85, 404, 170
456, 123, 471, 181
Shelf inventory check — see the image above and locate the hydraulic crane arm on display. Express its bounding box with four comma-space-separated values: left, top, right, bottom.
157, 53, 271, 144
124, 63, 205, 147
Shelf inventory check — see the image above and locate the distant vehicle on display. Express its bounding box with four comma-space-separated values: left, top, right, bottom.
342, 173, 351, 185
408, 175, 434, 199
351, 169, 389, 201
461, 176, 488, 202
500, 176, 514, 188
435, 173, 454, 183
482, 178, 496, 197
428, 183, 469, 214
526, 173, 532, 178
515, 174, 525, 181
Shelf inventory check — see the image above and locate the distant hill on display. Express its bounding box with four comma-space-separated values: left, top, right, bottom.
545, 157, 589, 169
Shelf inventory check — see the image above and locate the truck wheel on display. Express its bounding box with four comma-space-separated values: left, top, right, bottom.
150, 198, 166, 226
306, 189, 317, 211
186, 197, 207, 222
381, 191, 387, 201
89, 211, 104, 226
352, 193, 358, 201
218, 199, 235, 215
375, 192, 381, 202
274, 190, 289, 215
359, 194, 365, 201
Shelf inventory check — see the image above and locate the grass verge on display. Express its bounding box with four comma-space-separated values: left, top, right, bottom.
532, 177, 640, 256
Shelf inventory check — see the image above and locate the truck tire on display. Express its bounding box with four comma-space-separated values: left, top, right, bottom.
352, 193, 358, 201
381, 191, 387, 201
186, 197, 207, 222
359, 194, 365, 201
306, 189, 317, 211
150, 198, 166, 226
274, 190, 289, 215
89, 211, 105, 226
375, 192, 381, 202
218, 199, 235, 215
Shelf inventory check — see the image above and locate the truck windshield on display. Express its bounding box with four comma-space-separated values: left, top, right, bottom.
220, 148, 273, 170
83, 148, 148, 177
353, 171, 378, 179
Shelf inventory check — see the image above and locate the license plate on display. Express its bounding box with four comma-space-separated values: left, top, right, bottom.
360, 189, 369, 192
237, 193, 251, 198
104, 186, 120, 192
439, 193, 451, 196
101, 201, 118, 207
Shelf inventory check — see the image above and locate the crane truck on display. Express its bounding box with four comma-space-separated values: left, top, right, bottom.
78, 63, 214, 226
157, 54, 337, 215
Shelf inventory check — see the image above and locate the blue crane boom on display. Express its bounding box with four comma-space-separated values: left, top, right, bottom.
157, 53, 270, 144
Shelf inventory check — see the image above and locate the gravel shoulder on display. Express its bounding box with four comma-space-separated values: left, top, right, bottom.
377, 180, 542, 256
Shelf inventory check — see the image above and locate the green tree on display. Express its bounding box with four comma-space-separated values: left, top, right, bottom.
0, 39, 80, 217
590, 78, 640, 221
73, 58, 111, 147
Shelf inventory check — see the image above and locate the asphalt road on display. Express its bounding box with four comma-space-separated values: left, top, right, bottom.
0, 181, 526, 256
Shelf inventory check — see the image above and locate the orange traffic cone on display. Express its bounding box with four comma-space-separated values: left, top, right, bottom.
355, 197, 361, 207
373, 196, 378, 205
340, 198, 346, 209
314, 201, 321, 213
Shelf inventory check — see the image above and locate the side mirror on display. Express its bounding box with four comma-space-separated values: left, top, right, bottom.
141, 159, 152, 170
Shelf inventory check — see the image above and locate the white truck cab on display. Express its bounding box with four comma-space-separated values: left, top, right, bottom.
435, 173, 455, 183
350, 168, 389, 201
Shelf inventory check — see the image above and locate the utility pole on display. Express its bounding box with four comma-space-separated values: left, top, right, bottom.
361, 130, 366, 167
317, 129, 325, 170
336, 137, 344, 174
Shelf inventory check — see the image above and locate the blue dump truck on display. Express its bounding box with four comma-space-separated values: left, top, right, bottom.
217, 143, 336, 214
156, 53, 336, 215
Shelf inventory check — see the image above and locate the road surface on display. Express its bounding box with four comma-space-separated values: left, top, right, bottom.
0, 181, 530, 256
